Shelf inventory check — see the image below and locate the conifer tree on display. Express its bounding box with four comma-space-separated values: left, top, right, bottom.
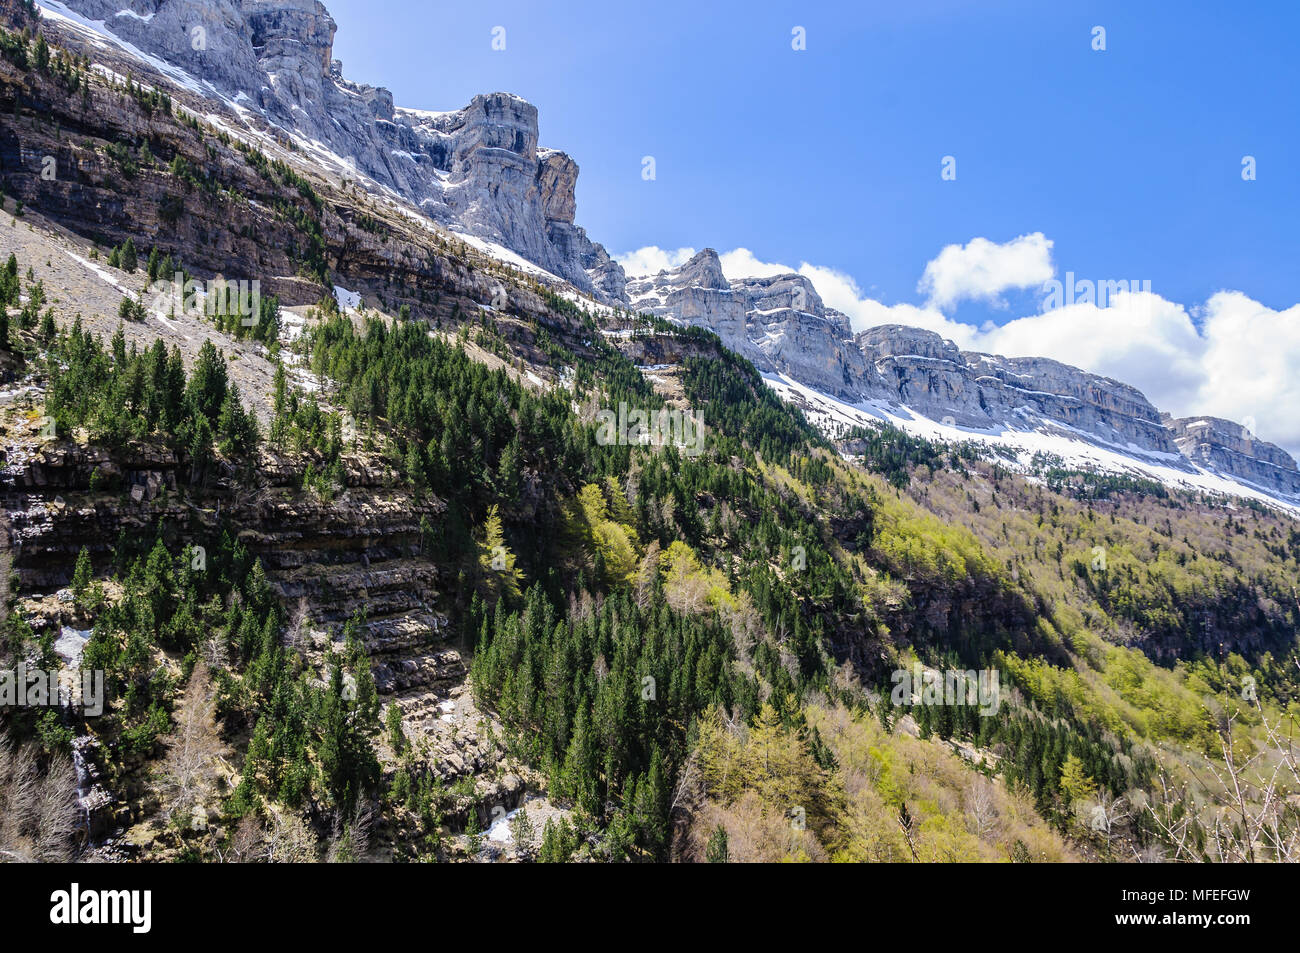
70, 546, 92, 601
705, 825, 729, 863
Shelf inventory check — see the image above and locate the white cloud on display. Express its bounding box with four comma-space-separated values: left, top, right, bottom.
717, 248, 793, 280
978, 292, 1207, 414
1194, 293, 1300, 456
614, 245, 697, 276
614, 240, 1300, 457
918, 232, 1055, 311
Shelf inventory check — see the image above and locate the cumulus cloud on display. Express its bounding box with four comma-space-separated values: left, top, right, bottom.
918, 233, 1055, 311
1194, 293, 1300, 455
613, 241, 1300, 456
978, 292, 1207, 413
614, 245, 698, 276
716, 248, 793, 280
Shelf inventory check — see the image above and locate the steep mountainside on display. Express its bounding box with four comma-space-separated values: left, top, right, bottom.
36, 0, 624, 298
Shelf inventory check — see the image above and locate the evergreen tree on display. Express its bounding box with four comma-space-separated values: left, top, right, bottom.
71, 546, 93, 601
476, 504, 522, 605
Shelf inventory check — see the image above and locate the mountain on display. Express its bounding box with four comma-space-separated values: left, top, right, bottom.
625, 248, 866, 399
27, 0, 1297, 510
628, 249, 1300, 508
36, 0, 625, 299
1165, 414, 1300, 500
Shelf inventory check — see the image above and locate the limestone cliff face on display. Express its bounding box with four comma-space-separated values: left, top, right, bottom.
0, 427, 531, 832
1166, 416, 1300, 498
26, 1, 1300, 502
626, 250, 869, 400
855, 328, 1182, 461
49, 0, 621, 297
626, 254, 1193, 465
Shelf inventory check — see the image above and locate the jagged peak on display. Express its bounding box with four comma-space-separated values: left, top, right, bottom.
673, 248, 729, 289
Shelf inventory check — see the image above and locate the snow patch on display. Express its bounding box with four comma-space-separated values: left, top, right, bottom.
333, 286, 361, 312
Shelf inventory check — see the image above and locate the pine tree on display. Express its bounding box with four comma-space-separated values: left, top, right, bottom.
1059, 753, 1097, 804
538, 817, 564, 863
385, 703, 405, 754
917, 702, 933, 740
272, 362, 287, 419
509, 806, 536, 856
188, 414, 214, 485
71, 546, 93, 601
495, 438, 523, 504
465, 809, 483, 855
404, 442, 425, 489
217, 383, 257, 457
186, 339, 228, 425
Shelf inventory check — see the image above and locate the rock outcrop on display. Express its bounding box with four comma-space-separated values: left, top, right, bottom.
0, 418, 526, 841
1166, 416, 1300, 499
626, 249, 870, 400
27, 1, 1300, 504
858, 328, 1184, 462
626, 252, 1194, 469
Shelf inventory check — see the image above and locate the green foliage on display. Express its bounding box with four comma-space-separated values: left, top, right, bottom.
470, 585, 753, 858
538, 815, 580, 862
680, 346, 823, 465
839, 421, 976, 489
43, 322, 258, 463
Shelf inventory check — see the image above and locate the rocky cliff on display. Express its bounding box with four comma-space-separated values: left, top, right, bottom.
1165, 415, 1300, 500
0, 401, 529, 845
26, 0, 1300, 505
625, 249, 869, 400
859, 328, 1184, 463
41, 0, 622, 298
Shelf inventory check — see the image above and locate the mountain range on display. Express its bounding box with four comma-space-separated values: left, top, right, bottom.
27, 0, 1300, 510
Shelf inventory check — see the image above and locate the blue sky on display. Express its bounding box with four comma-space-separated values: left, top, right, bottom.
326, 0, 1297, 312
323, 0, 1300, 450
